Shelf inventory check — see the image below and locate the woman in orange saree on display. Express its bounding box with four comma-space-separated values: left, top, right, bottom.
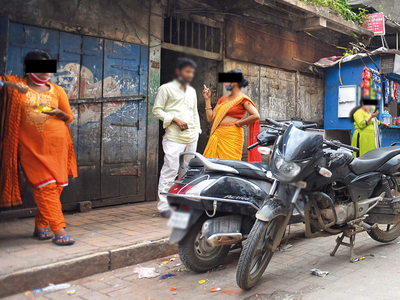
203, 69, 261, 161
0, 50, 77, 245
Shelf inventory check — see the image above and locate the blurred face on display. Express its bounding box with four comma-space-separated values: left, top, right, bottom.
224, 82, 238, 89
176, 66, 195, 83
363, 105, 372, 111
25, 58, 51, 80
33, 72, 51, 80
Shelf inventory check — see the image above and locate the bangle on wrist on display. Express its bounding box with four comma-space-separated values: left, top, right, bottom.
205, 107, 212, 110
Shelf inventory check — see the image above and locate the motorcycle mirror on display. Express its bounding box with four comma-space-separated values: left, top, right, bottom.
319, 167, 332, 178
257, 147, 272, 155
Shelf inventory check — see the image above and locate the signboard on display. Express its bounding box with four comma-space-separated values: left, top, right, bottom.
363, 13, 386, 36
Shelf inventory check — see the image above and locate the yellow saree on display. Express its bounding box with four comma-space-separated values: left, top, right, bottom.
203, 95, 260, 161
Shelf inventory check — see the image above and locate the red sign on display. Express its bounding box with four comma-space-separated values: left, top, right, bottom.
364, 13, 386, 36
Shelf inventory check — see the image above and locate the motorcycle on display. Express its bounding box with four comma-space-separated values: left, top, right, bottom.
164, 120, 316, 273
236, 118, 400, 290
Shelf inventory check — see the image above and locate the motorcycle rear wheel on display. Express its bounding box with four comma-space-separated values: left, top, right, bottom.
236, 217, 283, 290
368, 186, 400, 243
368, 223, 400, 243
178, 219, 230, 273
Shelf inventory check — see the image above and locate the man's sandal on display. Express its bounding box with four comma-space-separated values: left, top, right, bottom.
33, 230, 53, 240
52, 235, 75, 246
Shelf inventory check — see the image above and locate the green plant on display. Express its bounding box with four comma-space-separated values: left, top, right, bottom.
300, 0, 369, 25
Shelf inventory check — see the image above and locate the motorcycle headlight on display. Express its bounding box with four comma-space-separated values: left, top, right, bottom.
274, 153, 304, 181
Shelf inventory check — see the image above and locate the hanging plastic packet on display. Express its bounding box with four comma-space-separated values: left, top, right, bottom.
361, 67, 372, 97
385, 79, 390, 105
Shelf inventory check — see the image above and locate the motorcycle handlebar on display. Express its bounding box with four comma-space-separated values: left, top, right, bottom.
247, 141, 261, 151
301, 123, 318, 129
265, 118, 283, 128
324, 140, 359, 153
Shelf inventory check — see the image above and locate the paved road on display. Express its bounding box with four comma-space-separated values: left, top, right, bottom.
5, 225, 400, 300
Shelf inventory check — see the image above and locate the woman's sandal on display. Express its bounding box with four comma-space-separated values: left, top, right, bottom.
52, 235, 75, 246
33, 230, 53, 240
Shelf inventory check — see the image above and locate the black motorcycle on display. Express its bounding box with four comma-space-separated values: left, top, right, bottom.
236, 118, 400, 290
164, 121, 315, 273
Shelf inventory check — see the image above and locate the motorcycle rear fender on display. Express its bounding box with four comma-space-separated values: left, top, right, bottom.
169, 209, 204, 244
256, 198, 290, 222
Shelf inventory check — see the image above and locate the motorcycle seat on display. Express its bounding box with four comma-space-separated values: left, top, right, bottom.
209, 159, 270, 180
349, 146, 400, 175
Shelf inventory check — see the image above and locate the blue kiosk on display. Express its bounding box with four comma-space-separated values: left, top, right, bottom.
321, 49, 400, 147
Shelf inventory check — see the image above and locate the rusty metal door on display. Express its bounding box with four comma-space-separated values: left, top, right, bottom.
5, 22, 148, 212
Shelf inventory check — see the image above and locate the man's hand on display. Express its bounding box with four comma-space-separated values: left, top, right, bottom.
173, 117, 188, 131
202, 85, 211, 100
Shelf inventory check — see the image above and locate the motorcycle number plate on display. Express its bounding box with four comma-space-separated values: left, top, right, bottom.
167, 211, 191, 229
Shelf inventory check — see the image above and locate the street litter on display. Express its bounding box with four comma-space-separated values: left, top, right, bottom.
67, 289, 76, 295
92, 233, 101, 235
177, 267, 187, 272
34, 289, 41, 293
170, 287, 177, 291
354, 256, 366, 262
279, 244, 293, 252
210, 287, 221, 292
310, 269, 329, 278
175, 263, 181, 267
42, 283, 71, 292
170, 258, 176, 261
381, 256, 387, 259
397, 241, 400, 244
209, 265, 226, 272
25, 291, 30, 296
198, 280, 206, 284
159, 273, 176, 280
134, 267, 159, 279
160, 261, 169, 266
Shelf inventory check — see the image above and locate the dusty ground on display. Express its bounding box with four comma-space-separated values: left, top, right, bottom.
5, 224, 400, 300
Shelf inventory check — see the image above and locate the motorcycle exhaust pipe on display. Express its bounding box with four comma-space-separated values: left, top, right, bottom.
202, 215, 243, 247
206, 233, 243, 247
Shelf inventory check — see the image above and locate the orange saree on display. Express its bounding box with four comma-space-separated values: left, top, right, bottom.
0, 75, 77, 208
203, 95, 261, 162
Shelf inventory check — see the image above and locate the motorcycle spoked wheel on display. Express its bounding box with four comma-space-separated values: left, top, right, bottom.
368, 187, 400, 243
236, 216, 284, 290
178, 219, 230, 273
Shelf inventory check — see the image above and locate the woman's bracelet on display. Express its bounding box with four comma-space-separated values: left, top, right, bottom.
205, 107, 212, 110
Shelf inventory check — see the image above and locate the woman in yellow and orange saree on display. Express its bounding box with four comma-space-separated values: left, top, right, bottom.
203, 69, 261, 161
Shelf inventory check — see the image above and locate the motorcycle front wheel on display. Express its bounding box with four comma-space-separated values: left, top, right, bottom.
178, 219, 230, 273
236, 217, 283, 290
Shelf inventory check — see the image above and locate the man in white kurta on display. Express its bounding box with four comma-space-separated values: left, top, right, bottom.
152, 58, 201, 217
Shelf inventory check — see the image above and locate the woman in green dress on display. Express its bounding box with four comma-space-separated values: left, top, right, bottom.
350, 99, 390, 157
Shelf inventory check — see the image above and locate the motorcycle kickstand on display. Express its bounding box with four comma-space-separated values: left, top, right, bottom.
330, 232, 356, 263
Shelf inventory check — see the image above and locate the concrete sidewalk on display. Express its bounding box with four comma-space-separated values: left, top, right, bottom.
0, 202, 177, 297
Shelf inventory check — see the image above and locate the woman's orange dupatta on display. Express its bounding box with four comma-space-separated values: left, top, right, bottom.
211, 95, 261, 162
0, 75, 24, 207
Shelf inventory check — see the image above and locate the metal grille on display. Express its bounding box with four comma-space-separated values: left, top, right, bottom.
163, 17, 221, 54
